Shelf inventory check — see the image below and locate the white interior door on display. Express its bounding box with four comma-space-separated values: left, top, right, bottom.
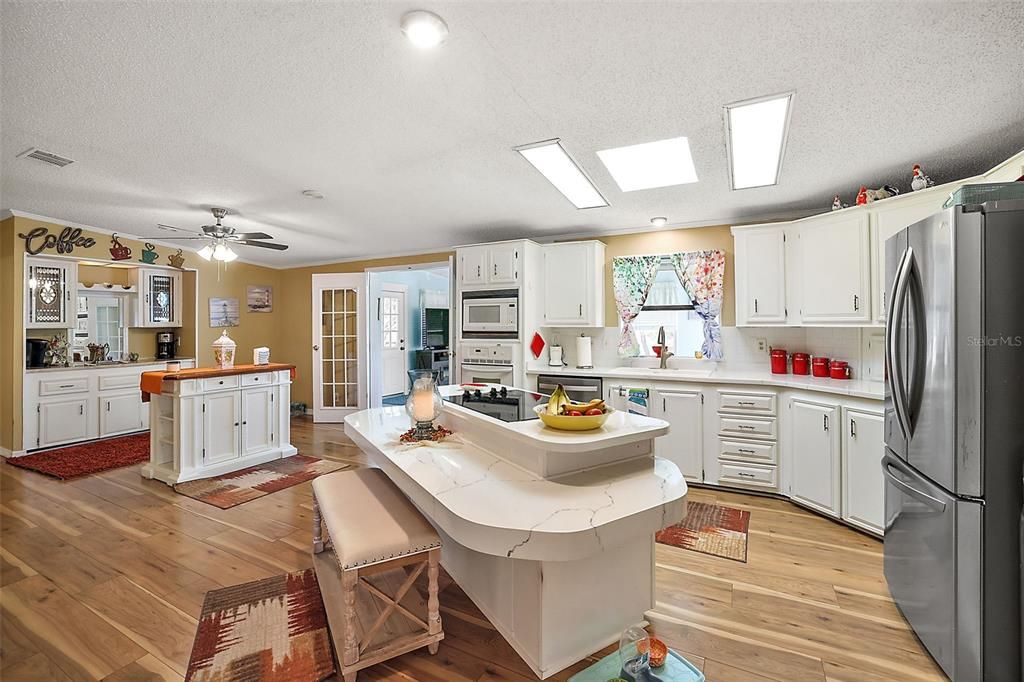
380, 285, 408, 396
312, 273, 367, 422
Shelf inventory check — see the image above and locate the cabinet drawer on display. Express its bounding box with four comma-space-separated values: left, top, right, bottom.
203, 375, 240, 391
718, 438, 777, 464
39, 377, 89, 396
719, 461, 778, 490
241, 372, 274, 387
718, 414, 777, 440
99, 374, 139, 391
718, 391, 776, 415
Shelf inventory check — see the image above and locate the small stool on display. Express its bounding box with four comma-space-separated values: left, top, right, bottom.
311, 468, 443, 682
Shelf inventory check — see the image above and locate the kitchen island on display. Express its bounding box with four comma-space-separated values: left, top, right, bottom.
344, 385, 686, 679
140, 363, 297, 484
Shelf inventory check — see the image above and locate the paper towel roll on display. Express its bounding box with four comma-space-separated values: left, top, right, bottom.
575, 335, 593, 369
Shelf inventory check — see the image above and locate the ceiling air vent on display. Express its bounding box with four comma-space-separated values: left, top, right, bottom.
17, 147, 75, 168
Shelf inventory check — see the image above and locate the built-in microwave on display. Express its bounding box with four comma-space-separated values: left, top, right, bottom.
461, 289, 518, 337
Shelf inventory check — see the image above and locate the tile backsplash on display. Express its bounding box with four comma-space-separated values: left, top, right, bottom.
533, 325, 882, 382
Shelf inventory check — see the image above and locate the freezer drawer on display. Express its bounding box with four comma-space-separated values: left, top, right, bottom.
883, 451, 982, 682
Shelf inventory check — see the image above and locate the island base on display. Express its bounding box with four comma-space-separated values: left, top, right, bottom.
439, 526, 654, 679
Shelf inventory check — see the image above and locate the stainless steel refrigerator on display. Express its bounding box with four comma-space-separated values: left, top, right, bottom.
884, 198, 1024, 681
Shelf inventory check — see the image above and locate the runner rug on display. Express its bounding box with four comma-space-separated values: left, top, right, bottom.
4, 432, 149, 480
174, 455, 349, 509
655, 501, 751, 562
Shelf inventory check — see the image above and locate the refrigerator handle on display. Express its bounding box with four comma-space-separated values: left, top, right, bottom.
883, 455, 946, 512
887, 247, 914, 440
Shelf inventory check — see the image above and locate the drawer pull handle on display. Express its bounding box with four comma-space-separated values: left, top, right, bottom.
738, 448, 755, 454
60, 384, 74, 388
219, 380, 224, 385
737, 401, 755, 406
737, 472, 756, 478
737, 425, 755, 430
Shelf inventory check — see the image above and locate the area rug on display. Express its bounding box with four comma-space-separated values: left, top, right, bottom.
174, 455, 349, 509
185, 569, 335, 682
656, 501, 750, 563
4, 432, 149, 480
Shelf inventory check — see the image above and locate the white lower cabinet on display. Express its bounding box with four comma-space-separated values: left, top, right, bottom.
38, 398, 90, 448
241, 385, 276, 456
203, 391, 242, 465
841, 407, 885, 534
652, 388, 703, 481
99, 392, 144, 437
790, 398, 842, 518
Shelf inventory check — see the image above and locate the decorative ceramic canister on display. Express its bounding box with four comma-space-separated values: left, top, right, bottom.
212, 329, 237, 369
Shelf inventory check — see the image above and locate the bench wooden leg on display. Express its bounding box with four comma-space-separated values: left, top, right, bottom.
427, 547, 441, 655
342, 566, 360, 668
312, 498, 324, 553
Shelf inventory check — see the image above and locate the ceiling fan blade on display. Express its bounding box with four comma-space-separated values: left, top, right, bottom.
156, 223, 198, 234
131, 235, 207, 240
229, 232, 273, 240
235, 240, 289, 251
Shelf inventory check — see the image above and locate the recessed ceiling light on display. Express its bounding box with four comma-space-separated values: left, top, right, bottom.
596, 137, 698, 192
400, 10, 449, 49
514, 139, 608, 209
724, 92, 794, 189
650, 217, 668, 227
302, 189, 324, 199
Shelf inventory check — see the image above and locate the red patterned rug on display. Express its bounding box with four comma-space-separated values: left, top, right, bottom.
174, 455, 349, 509
656, 501, 751, 562
185, 569, 335, 682
4, 432, 150, 480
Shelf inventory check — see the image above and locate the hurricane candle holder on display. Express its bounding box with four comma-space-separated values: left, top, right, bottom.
405, 369, 444, 441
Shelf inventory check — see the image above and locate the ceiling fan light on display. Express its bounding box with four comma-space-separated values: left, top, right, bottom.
212, 243, 229, 260
197, 245, 214, 261
221, 247, 238, 263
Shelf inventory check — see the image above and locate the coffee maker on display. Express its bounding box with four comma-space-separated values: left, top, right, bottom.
156, 332, 176, 359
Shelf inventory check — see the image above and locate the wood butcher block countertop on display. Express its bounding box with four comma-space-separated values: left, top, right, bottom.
152, 363, 295, 381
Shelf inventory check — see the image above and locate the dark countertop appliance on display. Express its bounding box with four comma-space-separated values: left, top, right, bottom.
156, 332, 175, 359
26, 339, 48, 368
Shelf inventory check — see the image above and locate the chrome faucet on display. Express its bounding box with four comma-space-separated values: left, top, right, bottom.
656, 326, 674, 369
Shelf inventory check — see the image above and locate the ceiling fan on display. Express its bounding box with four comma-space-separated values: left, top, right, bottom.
141, 208, 289, 261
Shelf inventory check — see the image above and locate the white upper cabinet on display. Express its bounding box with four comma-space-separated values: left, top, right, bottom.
458, 243, 520, 287
132, 268, 183, 328
841, 407, 885, 535
542, 241, 605, 327
733, 225, 788, 325
25, 257, 77, 328
789, 398, 841, 517
794, 212, 871, 324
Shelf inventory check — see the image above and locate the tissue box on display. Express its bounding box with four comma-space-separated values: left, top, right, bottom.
253, 347, 271, 365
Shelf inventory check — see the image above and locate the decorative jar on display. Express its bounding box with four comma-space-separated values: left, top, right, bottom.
212, 330, 237, 369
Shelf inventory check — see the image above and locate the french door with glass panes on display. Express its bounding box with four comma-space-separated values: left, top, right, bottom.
312, 273, 367, 422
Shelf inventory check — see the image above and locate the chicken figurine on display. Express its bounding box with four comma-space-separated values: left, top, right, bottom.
911, 164, 934, 191
831, 195, 847, 211
856, 186, 869, 205
858, 185, 900, 204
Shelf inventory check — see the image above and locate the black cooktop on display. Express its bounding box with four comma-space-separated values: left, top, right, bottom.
445, 386, 546, 422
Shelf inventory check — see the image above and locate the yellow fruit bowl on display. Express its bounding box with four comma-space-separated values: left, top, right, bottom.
533, 405, 614, 431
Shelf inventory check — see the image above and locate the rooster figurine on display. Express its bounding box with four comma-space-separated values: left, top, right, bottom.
856, 187, 869, 205
858, 185, 900, 204
831, 195, 846, 211
911, 164, 934, 191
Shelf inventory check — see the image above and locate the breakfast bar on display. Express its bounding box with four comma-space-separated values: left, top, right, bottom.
140, 363, 297, 484
344, 384, 687, 679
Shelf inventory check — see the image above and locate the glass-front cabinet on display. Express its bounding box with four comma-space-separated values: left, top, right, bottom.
25, 257, 78, 328
132, 268, 183, 327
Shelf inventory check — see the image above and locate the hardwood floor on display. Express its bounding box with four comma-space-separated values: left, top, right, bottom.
0, 417, 948, 682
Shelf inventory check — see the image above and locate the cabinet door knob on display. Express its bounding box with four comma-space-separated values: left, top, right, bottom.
313, 344, 320, 351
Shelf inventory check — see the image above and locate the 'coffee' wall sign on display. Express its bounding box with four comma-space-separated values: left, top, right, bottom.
18, 226, 97, 255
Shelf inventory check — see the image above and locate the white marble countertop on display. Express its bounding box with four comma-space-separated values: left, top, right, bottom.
344, 406, 687, 560
25, 357, 196, 373
526, 364, 883, 400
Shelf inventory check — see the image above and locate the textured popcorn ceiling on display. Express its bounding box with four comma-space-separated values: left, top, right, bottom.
2, 1, 1022, 266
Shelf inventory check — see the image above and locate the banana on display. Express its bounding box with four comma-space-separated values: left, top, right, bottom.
546, 385, 571, 416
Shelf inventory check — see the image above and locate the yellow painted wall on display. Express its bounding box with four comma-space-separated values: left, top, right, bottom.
585, 224, 736, 327
280, 253, 453, 410
2, 215, 282, 452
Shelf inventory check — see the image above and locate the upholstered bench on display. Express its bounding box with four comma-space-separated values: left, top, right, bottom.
311, 468, 443, 681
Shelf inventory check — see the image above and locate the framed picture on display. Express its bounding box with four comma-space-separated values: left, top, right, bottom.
209, 297, 240, 327
247, 285, 273, 313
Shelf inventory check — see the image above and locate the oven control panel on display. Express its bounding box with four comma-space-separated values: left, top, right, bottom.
460, 341, 518, 365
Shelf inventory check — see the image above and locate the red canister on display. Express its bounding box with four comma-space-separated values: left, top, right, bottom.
811, 356, 830, 378
792, 352, 810, 375
770, 348, 788, 374
830, 360, 851, 380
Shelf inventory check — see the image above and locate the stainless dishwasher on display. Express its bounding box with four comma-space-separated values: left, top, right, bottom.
535, 374, 603, 403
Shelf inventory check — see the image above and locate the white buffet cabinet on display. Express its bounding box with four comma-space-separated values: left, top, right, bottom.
541, 368, 886, 536
142, 367, 296, 484
22, 359, 196, 452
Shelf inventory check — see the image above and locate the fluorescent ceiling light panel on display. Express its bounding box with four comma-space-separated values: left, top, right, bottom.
515, 139, 608, 209
596, 137, 698, 192
725, 92, 793, 189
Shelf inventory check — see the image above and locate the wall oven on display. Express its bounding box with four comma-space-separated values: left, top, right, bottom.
459, 341, 517, 386
461, 289, 518, 338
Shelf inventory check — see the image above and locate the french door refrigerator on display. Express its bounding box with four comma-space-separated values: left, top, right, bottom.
883, 197, 1024, 681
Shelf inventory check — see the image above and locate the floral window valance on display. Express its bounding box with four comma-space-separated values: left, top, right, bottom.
612, 249, 726, 360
